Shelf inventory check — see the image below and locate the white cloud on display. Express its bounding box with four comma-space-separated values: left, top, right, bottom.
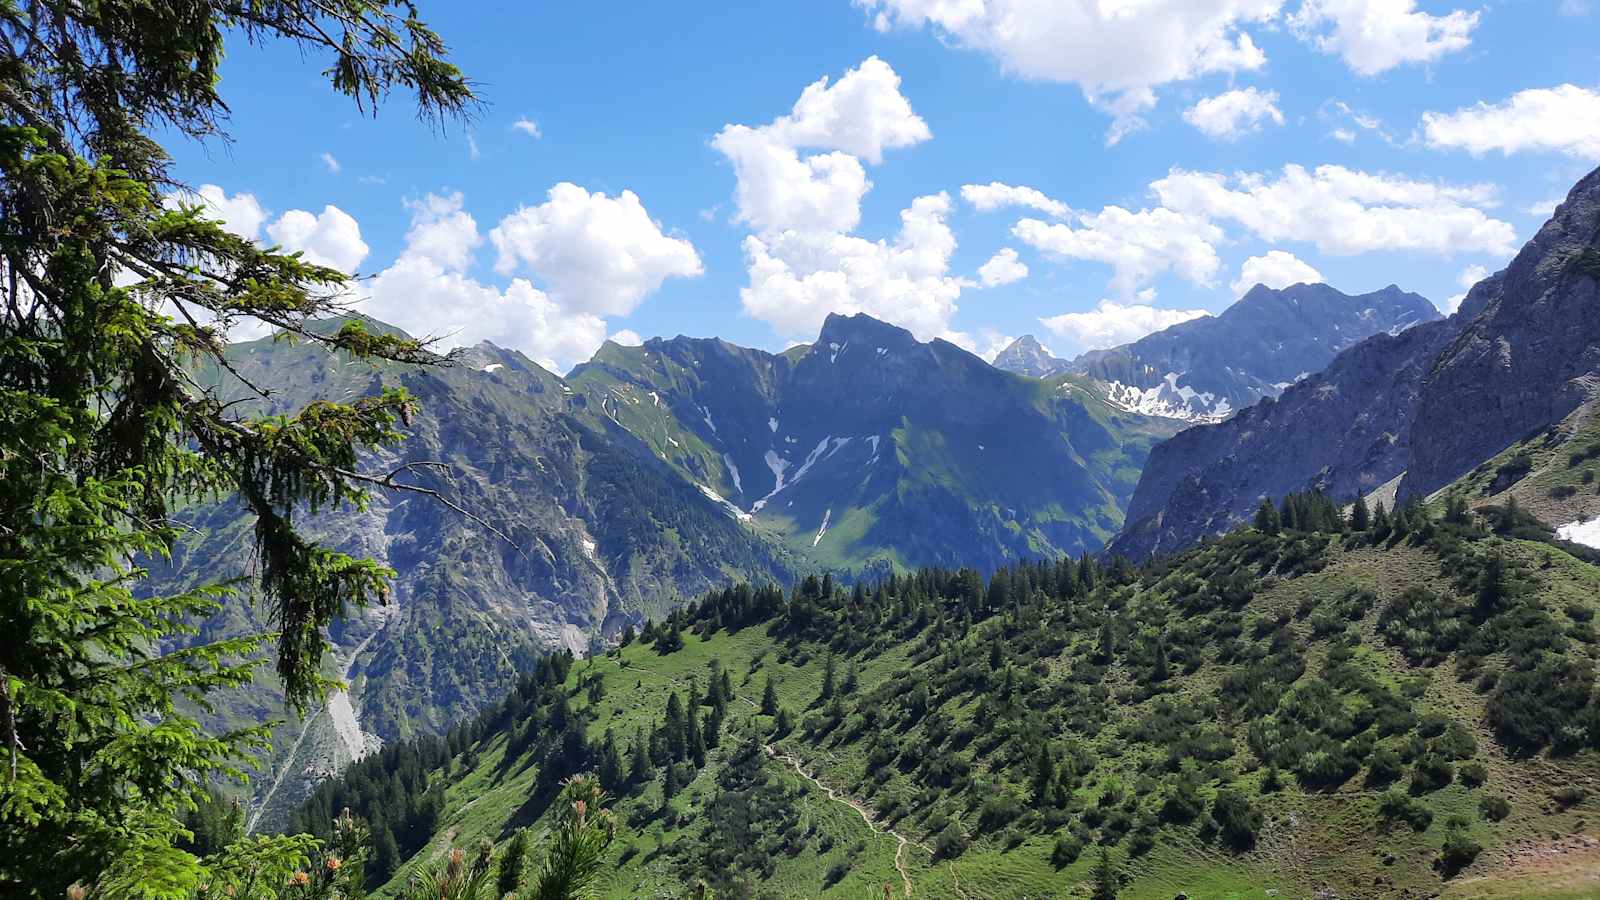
1421, 85, 1600, 159
1320, 99, 1392, 145
1527, 198, 1561, 217
609, 329, 644, 347
402, 192, 481, 271
858, 0, 1278, 141
961, 182, 1069, 218
945, 328, 1018, 362
1232, 250, 1324, 296
166, 184, 269, 240
978, 247, 1029, 287
489, 182, 703, 317
1183, 88, 1284, 140
1013, 206, 1223, 296
467, 133, 481, 161
512, 117, 542, 139
1288, 0, 1478, 76
266, 205, 369, 273
1442, 262, 1489, 314
1151, 164, 1516, 256
1040, 298, 1211, 354
711, 57, 929, 236
738, 192, 968, 341
358, 195, 609, 371
321, 152, 341, 174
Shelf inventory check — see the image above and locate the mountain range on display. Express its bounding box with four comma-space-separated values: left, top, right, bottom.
1112, 165, 1600, 559
993, 283, 1438, 421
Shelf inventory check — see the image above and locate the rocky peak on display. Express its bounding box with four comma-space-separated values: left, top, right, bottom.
992, 334, 1070, 378
1401, 164, 1600, 498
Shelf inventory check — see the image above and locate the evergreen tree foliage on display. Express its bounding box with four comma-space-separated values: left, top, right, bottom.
0, 0, 473, 891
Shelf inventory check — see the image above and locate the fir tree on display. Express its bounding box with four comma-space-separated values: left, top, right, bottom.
761, 674, 779, 716
1351, 495, 1371, 532
1091, 848, 1120, 900
0, 0, 474, 890
497, 828, 531, 897
821, 653, 837, 701
1254, 498, 1282, 535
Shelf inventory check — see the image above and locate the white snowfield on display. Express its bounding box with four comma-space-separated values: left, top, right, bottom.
1556, 515, 1600, 549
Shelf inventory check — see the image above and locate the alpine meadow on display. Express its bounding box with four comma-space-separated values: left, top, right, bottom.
4, 2, 1600, 900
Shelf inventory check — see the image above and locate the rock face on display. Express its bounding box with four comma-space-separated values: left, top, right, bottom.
1110, 317, 1458, 558
991, 334, 1070, 377
1401, 170, 1600, 499
992, 284, 1437, 422
1112, 165, 1600, 558
1074, 283, 1438, 422
569, 313, 1181, 573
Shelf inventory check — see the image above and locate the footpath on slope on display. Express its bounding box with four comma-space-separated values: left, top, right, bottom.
622, 658, 961, 898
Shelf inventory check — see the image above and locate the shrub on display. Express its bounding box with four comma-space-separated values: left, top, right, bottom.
1552, 786, 1589, 809
1051, 834, 1084, 868
1458, 761, 1488, 788
1365, 748, 1404, 787
1410, 754, 1455, 794
823, 861, 849, 888
933, 824, 969, 860
1378, 791, 1433, 832
1479, 795, 1511, 821
1439, 825, 1483, 878
1211, 790, 1263, 850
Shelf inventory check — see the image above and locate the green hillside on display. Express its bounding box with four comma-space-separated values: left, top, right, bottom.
291, 498, 1600, 899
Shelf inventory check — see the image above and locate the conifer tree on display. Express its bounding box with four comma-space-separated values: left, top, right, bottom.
821, 653, 837, 700
1351, 495, 1371, 532
1091, 848, 1120, 900
598, 728, 625, 793
1254, 498, 1282, 534
629, 732, 654, 787
665, 693, 688, 762
497, 828, 531, 897
761, 674, 779, 716
0, 0, 474, 890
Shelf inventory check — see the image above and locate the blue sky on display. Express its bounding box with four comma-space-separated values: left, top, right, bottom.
168, 0, 1600, 371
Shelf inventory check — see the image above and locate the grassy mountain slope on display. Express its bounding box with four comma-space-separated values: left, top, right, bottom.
304, 505, 1600, 899
157, 319, 805, 829
567, 313, 1182, 574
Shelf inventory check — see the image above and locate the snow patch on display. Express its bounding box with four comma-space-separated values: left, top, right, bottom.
1557, 515, 1600, 549
581, 537, 598, 561
649, 391, 661, 407
828, 341, 849, 363
723, 453, 743, 495
768, 417, 779, 432
752, 451, 791, 513
480, 363, 504, 373
813, 508, 832, 547
702, 406, 716, 433
698, 483, 753, 521
1099, 373, 1227, 423
667, 436, 680, 448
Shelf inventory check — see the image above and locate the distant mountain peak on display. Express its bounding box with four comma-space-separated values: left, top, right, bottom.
992, 334, 1070, 378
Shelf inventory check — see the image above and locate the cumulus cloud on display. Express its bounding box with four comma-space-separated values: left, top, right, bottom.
166, 184, 269, 239
857, 0, 1277, 141
1040, 298, 1211, 354
1288, 0, 1478, 75
1013, 206, 1223, 297
1442, 263, 1489, 314
1232, 250, 1324, 296
402, 192, 482, 270
266, 205, 369, 273
1151, 164, 1516, 256
608, 329, 644, 347
961, 182, 1069, 219
1527, 198, 1561, 217
738, 193, 968, 341
490, 182, 703, 316
512, 117, 542, 138
1421, 85, 1600, 159
1183, 88, 1284, 140
978, 247, 1029, 287
712, 57, 930, 235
